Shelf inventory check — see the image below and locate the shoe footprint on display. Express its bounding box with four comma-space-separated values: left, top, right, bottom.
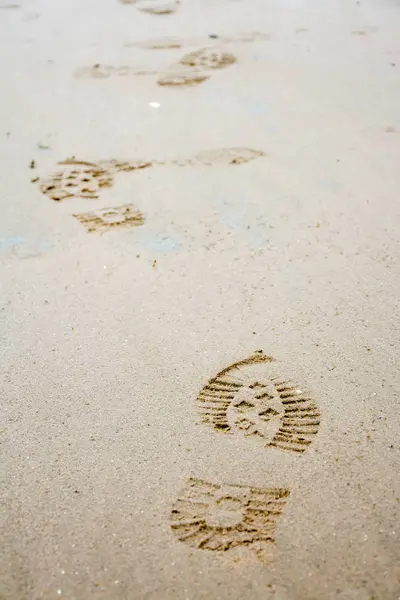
157, 47, 237, 88
197, 350, 320, 453
119, 0, 180, 16
170, 477, 290, 561
170, 350, 321, 561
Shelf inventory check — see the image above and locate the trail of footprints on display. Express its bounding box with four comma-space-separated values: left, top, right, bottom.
33, 6, 321, 563
77, 1, 243, 87
75, 20, 268, 87
32, 149, 264, 232
77, 6, 270, 85
170, 351, 320, 560
75, 29, 271, 84
75, 47, 238, 88
32, 148, 319, 560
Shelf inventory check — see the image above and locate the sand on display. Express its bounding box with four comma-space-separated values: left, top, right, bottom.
0, 0, 399, 598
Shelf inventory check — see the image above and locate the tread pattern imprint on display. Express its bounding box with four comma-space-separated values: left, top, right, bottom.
170, 478, 290, 557
34, 159, 151, 202
197, 351, 320, 454
157, 47, 237, 88
73, 204, 144, 233
170, 352, 320, 560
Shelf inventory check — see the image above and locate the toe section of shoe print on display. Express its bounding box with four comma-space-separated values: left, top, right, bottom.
180, 48, 237, 70
36, 161, 113, 201
197, 351, 321, 453
170, 478, 290, 554
138, 2, 179, 15
33, 159, 152, 202
73, 204, 145, 233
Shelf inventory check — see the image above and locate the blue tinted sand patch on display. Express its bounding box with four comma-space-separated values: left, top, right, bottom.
218, 201, 270, 248
140, 235, 180, 253
0, 236, 25, 249
248, 102, 269, 116
0, 236, 53, 256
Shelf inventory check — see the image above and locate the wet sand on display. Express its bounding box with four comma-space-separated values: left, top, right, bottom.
0, 0, 399, 598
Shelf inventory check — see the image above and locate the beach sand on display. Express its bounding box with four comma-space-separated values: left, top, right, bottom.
0, 0, 399, 598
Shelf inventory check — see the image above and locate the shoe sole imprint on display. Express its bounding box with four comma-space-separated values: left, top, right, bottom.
118, 0, 180, 14
73, 203, 145, 233
138, 3, 178, 14
33, 159, 151, 202
154, 47, 237, 87
33, 149, 265, 201
197, 351, 320, 454
179, 48, 237, 70
157, 72, 210, 87
170, 477, 290, 555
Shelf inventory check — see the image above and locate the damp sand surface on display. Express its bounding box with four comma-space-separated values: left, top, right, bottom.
0, 0, 400, 599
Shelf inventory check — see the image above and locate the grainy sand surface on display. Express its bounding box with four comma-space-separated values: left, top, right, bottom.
1, 0, 400, 598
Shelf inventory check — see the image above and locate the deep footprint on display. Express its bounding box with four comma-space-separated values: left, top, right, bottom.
197, 351, 321, 453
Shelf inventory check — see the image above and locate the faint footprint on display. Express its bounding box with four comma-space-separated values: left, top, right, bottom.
73, 203, 144, 233
75, 64, 135, 79
74, 64, 160, 80
157, 72, 210, 87
351, 26, 379, 36
170, 477, 290, 558
138, 1, 179, 14
119, 0, 180, 15
197, 351, 320, 453
186, 147, 263, 166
